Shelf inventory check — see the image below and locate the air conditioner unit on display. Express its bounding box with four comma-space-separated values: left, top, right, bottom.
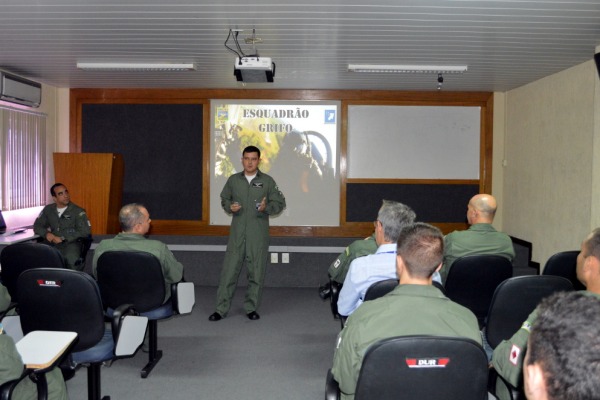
0, 71, 42, 108
234, 57, 275, 83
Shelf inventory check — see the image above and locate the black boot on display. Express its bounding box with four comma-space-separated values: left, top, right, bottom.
318, 281, 332, 300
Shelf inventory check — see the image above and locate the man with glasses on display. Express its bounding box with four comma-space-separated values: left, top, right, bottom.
92, 203, 183, 303
336, 200, 416, 317
34, 182, 91, 270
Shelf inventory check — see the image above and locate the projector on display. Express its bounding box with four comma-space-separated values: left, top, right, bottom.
234, 57, 275, 83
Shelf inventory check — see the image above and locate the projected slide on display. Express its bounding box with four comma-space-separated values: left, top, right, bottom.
210, 100, 341, 226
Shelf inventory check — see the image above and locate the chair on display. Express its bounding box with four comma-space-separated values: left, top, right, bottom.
16, 268, 148, 400
485, 275, 573, 400
486, 275, 573, 349
444, 255, 513, 328
96, 251, 195, 378
0, 331, 77, 400
325, 336, 489, 400
337, 279, 399, 329
542, 250, 584, 290
74, 234, 94, 271
0, 242, 66, 301
363, 279, 398, 301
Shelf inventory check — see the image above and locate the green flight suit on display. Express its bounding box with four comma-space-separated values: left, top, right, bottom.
216, 170, 286, 315
331, 284, 482, 400
0, 283, 68, 400
491, 290, 600, 400
92, 233, 184, 304
33, 202, 91, 270
0, 284, 10, 313
327, 234, 378, 284
441, 223, 515, 283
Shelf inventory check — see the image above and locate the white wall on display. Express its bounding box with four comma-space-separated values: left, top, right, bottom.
503, 60, 598, 266
0, 81, 60, 226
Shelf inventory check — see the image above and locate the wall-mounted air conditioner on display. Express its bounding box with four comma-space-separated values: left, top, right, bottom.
0, 71, 42, 108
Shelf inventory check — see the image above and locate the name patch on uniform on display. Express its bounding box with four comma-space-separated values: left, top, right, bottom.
252, 182, 263, 188
405, 358, 450, 368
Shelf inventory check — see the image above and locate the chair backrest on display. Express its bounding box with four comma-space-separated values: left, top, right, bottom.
354, 336, 488, 400
444, 255, 513, 327
486, 275, 573, 349
542, 250, 584, 290
363, 279, 398, 301
96, 251, 166, 312
16, 268, 106, 352
0, 242, 66, 300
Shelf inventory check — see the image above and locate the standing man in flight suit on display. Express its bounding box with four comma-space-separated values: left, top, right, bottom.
209, 146, 286, 321
33, 183, 91, 270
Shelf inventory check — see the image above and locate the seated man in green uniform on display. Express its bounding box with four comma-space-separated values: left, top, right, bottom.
441, 193, 515, 283
318, 232, 378, 300
331, 222, 482, 400
492, 227, 600, 400
92, 203, 184, 304
523, 291, 600, 400
33, 183, 91, 270
0, 283, 68, 400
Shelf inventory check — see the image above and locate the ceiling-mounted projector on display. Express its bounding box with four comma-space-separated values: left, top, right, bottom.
234, 57, 275, 83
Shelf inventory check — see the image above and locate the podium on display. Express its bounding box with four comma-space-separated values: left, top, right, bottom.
53, 153, 123, 234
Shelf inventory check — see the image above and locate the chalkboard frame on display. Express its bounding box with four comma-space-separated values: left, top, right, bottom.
70, 89, 493, 237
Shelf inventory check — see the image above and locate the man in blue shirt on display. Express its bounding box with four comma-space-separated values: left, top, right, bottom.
337, 200, 415, 316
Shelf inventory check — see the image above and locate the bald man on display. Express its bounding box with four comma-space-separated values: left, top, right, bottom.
440, 194, 515, 283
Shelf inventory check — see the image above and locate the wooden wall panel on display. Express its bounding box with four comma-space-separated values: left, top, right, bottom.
53, 153, 123, 234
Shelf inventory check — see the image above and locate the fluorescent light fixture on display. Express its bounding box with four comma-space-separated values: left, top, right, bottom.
76, 62, 196, 71
348, 64, 468, 74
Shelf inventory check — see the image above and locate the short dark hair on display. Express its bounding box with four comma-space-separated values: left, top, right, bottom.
119, 203, 146, 232
243, 145, 261, 158
527, 291, 600, 400
50, 182, 65, 197
396, 222, 443, 278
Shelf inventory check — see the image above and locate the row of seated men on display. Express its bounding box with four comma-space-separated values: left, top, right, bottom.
0, 199, 184, 399
320, 193, 515, 315
323, 196, 600, 399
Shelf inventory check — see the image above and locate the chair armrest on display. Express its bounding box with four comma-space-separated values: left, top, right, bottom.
110, 303, 137, 342
111, 304, 148, 357
171, 282, 195, 315
0, 370, 29, 400
325, 369, 340, 400
0, 302, 18, 320
489, 367, 521, 400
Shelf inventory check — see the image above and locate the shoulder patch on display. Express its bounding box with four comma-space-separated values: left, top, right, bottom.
521, 320, 532, 333
509, 344, 521, 366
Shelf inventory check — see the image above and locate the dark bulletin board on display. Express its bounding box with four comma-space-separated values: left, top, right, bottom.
346, 183, 479, 223
81, 104, 203, 220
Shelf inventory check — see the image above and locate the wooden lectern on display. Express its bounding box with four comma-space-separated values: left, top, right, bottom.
53, 153, 123, 234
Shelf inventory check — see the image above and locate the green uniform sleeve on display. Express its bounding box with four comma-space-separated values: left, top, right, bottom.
0, 284, 11, 313
491, 309, 537, 388
33, 208, 49, 238
0, 334, 25, 385
328, 234, 378, 283
160, 245, 184, 284
220, 178, 235, 215
331, 323, 363, 400
264, 179, 286, 215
